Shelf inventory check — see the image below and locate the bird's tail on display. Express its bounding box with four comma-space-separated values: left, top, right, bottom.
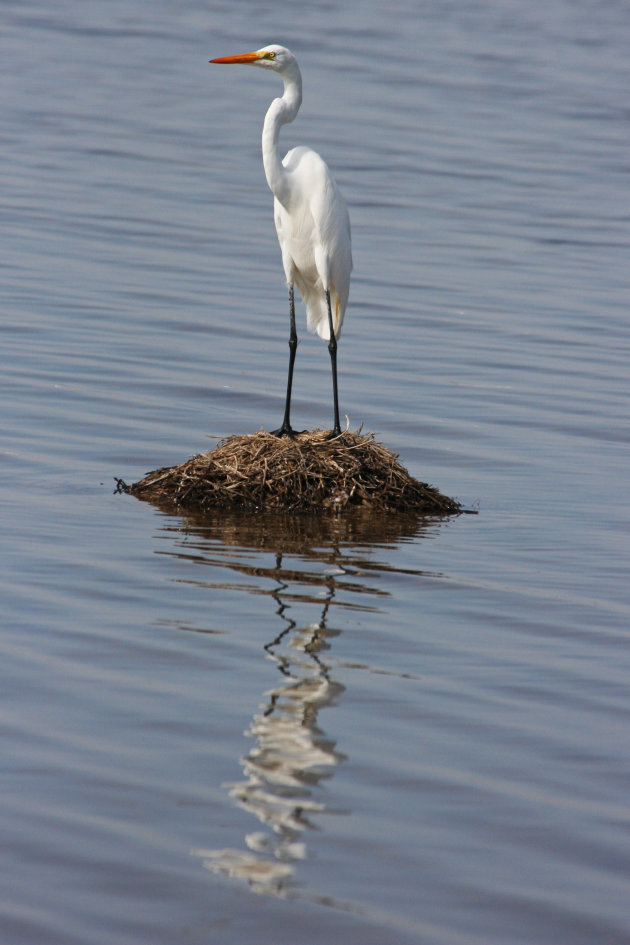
305, 283, 344, 341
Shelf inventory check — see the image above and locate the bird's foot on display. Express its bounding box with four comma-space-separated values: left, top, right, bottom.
325, 426, 343, 441
271, 423, 304, 439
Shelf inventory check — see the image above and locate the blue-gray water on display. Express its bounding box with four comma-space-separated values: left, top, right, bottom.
2, 1, 630, 943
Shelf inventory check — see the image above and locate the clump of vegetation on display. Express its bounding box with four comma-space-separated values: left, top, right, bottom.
118, 429, 461, 515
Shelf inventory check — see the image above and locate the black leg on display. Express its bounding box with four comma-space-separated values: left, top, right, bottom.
325, 289, 342, 438
272, 284, 300, 437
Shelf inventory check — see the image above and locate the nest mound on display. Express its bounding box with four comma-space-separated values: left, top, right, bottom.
120, 429, 461, 515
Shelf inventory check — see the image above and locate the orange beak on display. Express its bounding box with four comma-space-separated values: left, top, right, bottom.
210, 51, 263, 65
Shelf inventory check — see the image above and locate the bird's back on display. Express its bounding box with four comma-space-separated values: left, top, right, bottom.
274, 146, 352, 341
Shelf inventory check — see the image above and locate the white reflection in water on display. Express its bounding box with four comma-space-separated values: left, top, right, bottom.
193, 583, 344, 896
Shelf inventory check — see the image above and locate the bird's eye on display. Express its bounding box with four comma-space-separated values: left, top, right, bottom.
263, 51, 276, 60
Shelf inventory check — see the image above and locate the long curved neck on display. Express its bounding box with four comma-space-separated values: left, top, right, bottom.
261, 64, 302, 208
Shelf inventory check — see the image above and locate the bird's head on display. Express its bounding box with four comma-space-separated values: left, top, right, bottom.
210, 44, 297, 75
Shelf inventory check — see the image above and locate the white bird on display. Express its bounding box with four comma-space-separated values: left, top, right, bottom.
210, 44, 352, 437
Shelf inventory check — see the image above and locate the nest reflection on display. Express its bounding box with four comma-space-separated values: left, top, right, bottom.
155, 502, 445, 557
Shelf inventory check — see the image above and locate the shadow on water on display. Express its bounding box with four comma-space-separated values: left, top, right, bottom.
146, 506, 451, 897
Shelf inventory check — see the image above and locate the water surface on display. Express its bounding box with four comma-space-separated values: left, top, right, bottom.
2, 1, 630, 943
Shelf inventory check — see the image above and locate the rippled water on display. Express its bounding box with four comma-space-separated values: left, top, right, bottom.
2, 1, 630, 943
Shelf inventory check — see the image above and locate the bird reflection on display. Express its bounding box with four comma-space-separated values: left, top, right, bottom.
148, 507, 440, 895
193, 566, 344, 896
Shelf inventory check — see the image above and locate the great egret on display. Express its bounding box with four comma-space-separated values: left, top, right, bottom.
210, 44, 352, 437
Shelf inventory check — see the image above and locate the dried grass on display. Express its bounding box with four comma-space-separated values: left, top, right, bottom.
118, 428, 461, 515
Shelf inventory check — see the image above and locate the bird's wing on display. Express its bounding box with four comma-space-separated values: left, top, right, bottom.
276, 147, 352, 339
